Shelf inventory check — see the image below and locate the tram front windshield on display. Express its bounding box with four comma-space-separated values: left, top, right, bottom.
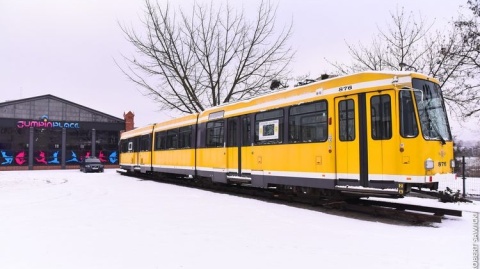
412, 78, 452, 143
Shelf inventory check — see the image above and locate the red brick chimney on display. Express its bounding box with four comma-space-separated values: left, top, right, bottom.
123, 111, 135, 131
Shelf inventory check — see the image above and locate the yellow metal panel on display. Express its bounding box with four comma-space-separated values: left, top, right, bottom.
365, 91, 399, 178
120, 152, 135, 165
226, 147, 239, 172
250, 143, 335, 174
335, 96, 360, 177
196, 148, 226, 169
152, 149, 195, 167
138, 152, 151, 165
240, 147, 253, 172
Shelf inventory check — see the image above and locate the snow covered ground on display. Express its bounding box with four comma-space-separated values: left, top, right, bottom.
0, 169, 478, 269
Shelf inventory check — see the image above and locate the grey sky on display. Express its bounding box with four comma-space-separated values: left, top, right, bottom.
1, 0, 472, 138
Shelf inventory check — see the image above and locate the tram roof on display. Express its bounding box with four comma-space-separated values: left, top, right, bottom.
197, 71, 436, 122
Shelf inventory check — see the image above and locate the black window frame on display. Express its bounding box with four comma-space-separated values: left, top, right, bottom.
339, 99, 355, 141
154, 131, 167, 150
370, 94, 392, 140
242, 116, 251, 146
166, 129, 178, 149
288, 101, 328, 143
399, 90, 419, 138
254, 109, 284, 145
226, 118, 238, 147
206, 120, 224, 148
139, 134, 151, 151
178, 126, 192, 149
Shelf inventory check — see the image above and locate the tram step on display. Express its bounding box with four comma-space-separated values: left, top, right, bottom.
335, 185, 402, 198
226, 175, 252, 183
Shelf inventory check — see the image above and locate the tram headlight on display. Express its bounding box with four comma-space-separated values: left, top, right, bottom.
450, 159, 455, 168
424, 158, 434, 170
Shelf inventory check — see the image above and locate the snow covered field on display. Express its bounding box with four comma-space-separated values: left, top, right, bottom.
0, 169, 478, 269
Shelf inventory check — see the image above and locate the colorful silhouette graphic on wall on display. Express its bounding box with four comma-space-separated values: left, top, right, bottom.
1, 150, 13, 165
109, 151, 118, 164
81, 151, 92, 162
48, 151, 60, 164
66, 151, 79, 163
15, 151, 26, 165
98, 151, 107, 163
35, 151, 47, 164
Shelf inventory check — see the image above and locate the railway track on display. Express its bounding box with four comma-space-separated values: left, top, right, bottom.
117, 170, 463, 224
334, 199, 462, 223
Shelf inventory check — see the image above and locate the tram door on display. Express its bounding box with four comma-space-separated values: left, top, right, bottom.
226, 116, 253, 178
226, 117, 240, 175
335, 95, 362, 185
366, 90, 395, 183
335, 92, 395, 187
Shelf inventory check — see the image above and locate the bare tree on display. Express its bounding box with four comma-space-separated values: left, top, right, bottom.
118, 0, 294, 114
450, 0, 480, 117
327, 7, 480, 120
328, 8, 433, 73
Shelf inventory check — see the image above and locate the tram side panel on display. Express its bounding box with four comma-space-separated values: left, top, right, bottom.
252, 142, 336, 189
119, 125, 155, 173
152, 149, 196, 176
119, 141, 149, 173
151, 125, 197, 177
251, 102, 336, 189
119, 138, 139, 172
399, 136, 455, 186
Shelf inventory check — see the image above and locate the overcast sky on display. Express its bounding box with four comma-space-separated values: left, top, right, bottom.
1, 0, 474, 139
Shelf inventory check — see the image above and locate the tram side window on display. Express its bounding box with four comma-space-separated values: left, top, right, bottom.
255, 109, 283, 145
227, 118, 238, 147
154, 131, 167, 150
242, 116, 251, 146
166, 129, 178, 149
178, 126, 192, 148
339, 99, 355, 141
371, 95, 392, 140
206, 120, 224, 147
289, 101, 328, 143
399, 91, 419, 138
120, 140, 129, 153
129, 139, 137, 152
139, 134, 151, 151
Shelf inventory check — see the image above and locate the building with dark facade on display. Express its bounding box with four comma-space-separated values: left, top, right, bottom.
0, 94, 133, 170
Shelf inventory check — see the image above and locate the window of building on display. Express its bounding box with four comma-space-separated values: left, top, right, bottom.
66, 105, 79, 120
48, 101, 64, 120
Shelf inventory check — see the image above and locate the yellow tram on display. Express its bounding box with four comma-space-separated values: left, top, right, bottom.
119, 71, 455, 197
